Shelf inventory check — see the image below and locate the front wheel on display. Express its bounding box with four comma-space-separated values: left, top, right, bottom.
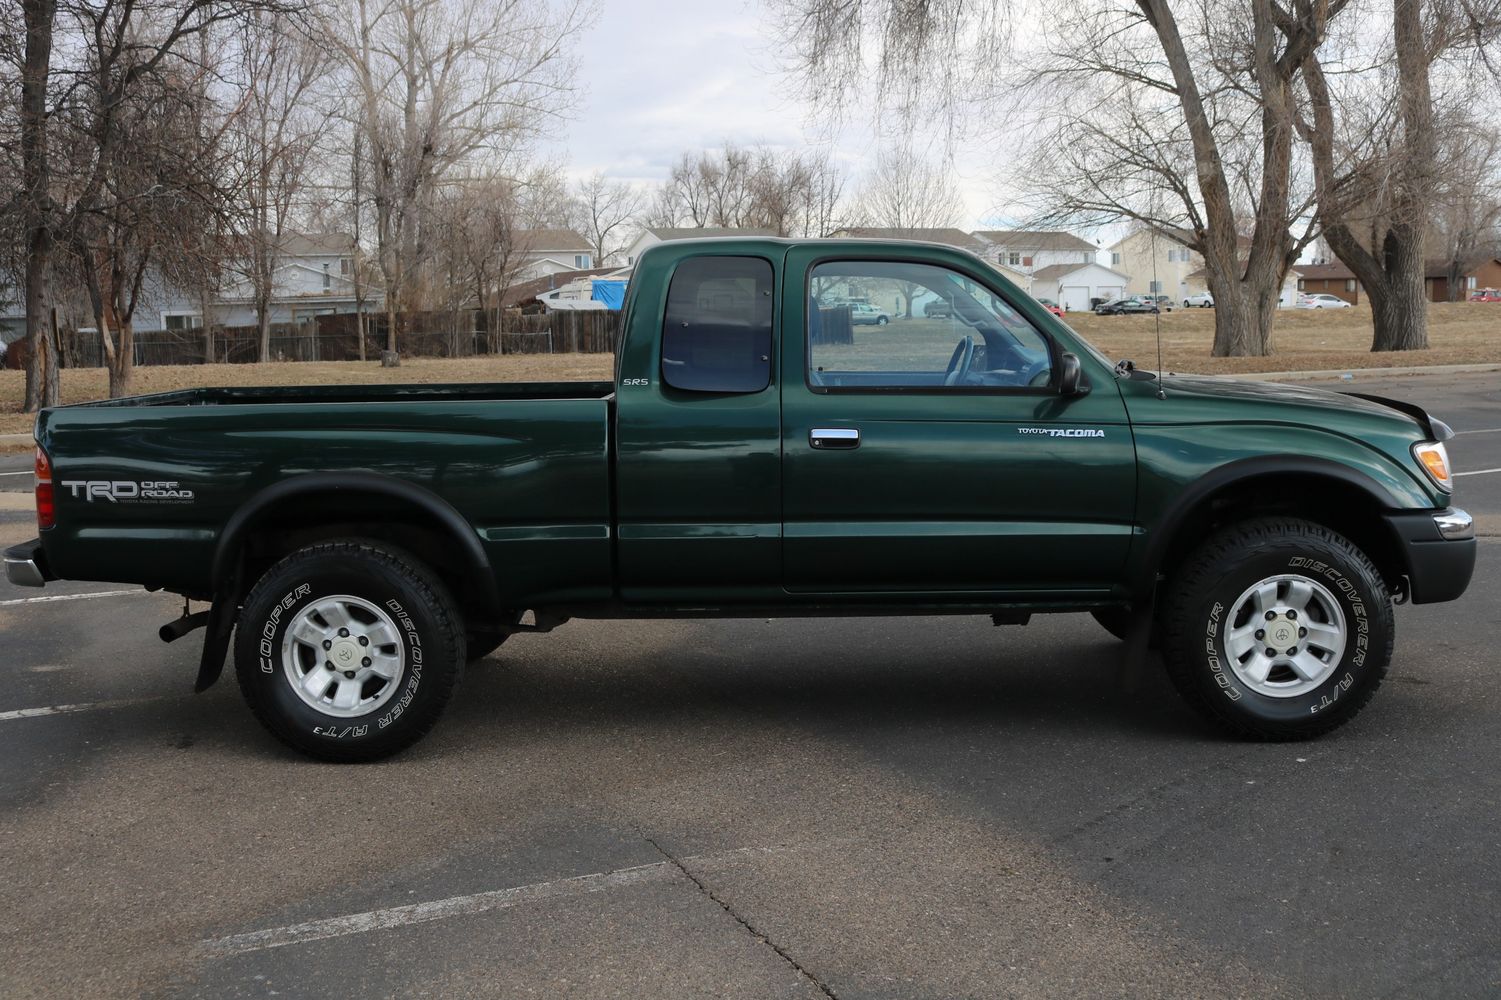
233, 539, 466, 761
876, 316, 889, 325
1159, 517, 1393, 740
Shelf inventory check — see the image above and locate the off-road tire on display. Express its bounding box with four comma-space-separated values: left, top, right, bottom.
1159, 517, 1393, 740
233, 539, 466, 762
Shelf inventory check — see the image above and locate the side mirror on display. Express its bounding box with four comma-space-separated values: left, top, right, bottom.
1057, 352, 1087, 396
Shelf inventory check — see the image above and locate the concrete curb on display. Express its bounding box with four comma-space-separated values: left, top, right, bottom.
1225, 362, 1501, 382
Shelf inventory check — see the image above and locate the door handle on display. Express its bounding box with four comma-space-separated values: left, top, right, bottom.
810, 427, 860, 449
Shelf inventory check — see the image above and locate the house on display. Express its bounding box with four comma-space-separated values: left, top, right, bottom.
1293, 261, 1361, 304
509, 229, 595, 283
623, 227, 777, 266
1185, 266, 1301, 307
1425, 258, 1501, 302
833, 227, 989, 255
970, 230, 1098, 276
1106, 228, 1204, 301
1029, 262, 1131, 312
0, 232, 382, 339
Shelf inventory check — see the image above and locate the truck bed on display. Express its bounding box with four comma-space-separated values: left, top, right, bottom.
36, 380, 618, 607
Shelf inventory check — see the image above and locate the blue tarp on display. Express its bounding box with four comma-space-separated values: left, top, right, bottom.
591, 279, 626, 311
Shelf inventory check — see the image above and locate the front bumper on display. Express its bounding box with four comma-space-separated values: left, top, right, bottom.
3, 539, 51, 588
1383, 508, 1476, 604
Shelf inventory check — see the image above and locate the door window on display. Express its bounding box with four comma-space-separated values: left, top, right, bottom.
662, 256, 774, 393
807, 260, 1053, 391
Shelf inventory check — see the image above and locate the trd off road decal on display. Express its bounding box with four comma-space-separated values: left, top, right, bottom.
60, 480, 195, 503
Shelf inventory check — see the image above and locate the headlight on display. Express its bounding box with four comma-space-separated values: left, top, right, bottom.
1413, 441, 1453, 492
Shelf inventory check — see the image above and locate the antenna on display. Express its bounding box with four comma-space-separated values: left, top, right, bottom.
1148, 223, 1166, 400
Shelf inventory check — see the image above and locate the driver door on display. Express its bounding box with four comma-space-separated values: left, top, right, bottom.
780, 247, 1137, 597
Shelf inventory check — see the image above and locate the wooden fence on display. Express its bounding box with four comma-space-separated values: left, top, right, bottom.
15, 309, 622, 369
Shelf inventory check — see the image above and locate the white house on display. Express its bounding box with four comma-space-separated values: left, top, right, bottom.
510, 229, 596, 282
1106, 228, 1204, 301
0, 232, 382, 340
970, 230, 1099, 275
623, 227, 777, 266
1029, 262, 1131, 312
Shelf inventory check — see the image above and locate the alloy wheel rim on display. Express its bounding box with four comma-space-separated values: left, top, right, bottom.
1222, 574, 1347, 698
281, 594, 406, 718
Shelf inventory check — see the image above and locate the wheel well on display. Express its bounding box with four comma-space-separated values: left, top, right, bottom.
1154, 473, 1407, 598
227, 489, 496, 624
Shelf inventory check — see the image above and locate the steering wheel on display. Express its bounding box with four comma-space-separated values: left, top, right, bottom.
943, 335, 976, 387
1022, 358, 1053, 388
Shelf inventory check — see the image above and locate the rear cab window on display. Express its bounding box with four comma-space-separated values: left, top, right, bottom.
661, 256, 774, 393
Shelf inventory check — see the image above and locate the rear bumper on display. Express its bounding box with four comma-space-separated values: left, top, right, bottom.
1384, 508, 1476, 604
3, 539, 51, 588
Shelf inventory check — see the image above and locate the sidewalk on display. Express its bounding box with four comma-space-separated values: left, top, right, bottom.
1226, 361, 1501, 382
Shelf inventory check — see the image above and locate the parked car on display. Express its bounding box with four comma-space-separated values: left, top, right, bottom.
1095, 296, 1160, 315
851, 303, 892, 325
1035, 297, 1064, 318
1299, 293, 1353, 309
1469, 288, 1501, 302
923, 299, 954, 318
7, 236, 1475, 760
1145, 294, 1174, 312
1183, 292, 1215, 308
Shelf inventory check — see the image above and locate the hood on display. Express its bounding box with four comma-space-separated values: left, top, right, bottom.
1152, 374, 1449, 440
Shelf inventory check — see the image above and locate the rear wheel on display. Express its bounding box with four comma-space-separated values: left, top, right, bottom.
233, 539, 466, 761
1159, 517, 1393, 740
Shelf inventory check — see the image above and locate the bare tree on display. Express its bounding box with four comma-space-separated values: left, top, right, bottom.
572, 171, 641, 264
233, 12, 326, 361
773, 0, 1339, 358
644, 142, 851, 236
326, 0, 588, 356
1431, 123, 1501, 299
856, 147, 962, 230
1299, 0, 1501, 349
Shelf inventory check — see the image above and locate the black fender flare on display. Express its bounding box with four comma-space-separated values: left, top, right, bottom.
1128, 455, 1405, 603
194, 472, 502, 692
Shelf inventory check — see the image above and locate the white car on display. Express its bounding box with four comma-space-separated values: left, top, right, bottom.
1299, 293, 1352, 309
1183, 292, 1214, 308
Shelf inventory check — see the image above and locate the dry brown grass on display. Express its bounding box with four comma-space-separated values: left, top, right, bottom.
2, 301, 1497, 448
1066, 300, 1501, 375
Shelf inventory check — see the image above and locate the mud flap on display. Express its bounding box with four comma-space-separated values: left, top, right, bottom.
194, 566, 244, 693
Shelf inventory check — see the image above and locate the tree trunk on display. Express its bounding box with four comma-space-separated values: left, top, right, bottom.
1369, 229, 1428, 351
109, 319, 134, 398
21, 0, 59, 412
257, 306, 272, 362
386, 301, 398, 355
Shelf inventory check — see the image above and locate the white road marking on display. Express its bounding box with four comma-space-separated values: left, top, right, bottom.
0, 471, 32, 477
0, 696, 164, 723
202, 863, 677, 957
1454, 467, 1501, 477
201, 843, 811, 958
0, 589, 145, 607
1454, 427, 1501, 435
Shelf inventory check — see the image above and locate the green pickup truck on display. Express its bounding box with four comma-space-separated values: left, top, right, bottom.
5, 238, 1476, 760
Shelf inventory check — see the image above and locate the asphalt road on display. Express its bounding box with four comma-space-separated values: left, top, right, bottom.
0, 369, 1496, 999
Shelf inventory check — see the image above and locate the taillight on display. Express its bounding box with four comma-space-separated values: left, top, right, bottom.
35, 446, 54, 529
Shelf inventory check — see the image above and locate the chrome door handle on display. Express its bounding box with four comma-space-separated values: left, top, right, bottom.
810, 427, 860, 449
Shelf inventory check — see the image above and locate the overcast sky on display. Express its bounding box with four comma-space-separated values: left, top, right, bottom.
540, 0, 1022, 233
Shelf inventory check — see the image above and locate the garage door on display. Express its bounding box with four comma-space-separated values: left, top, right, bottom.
1060, 285, 1092, 311
1096, 285, 1124, 302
